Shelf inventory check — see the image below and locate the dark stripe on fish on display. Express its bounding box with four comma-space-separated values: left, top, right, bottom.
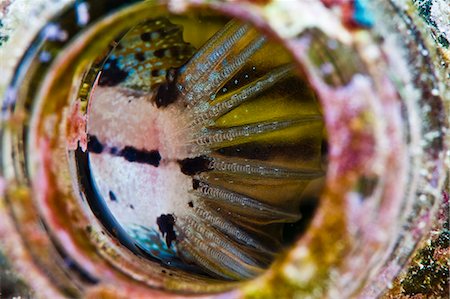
87, 134, 161, 167
178, 156, 213, 175
120, 146, 161, 166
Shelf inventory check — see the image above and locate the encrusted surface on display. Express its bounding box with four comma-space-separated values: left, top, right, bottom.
0, 0, 448, 298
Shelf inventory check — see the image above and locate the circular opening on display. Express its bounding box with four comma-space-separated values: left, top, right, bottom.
3, 1, 447, 297
71, 11, 327, 282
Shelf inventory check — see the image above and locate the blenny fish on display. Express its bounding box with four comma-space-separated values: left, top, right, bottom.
84, 17, 324, 280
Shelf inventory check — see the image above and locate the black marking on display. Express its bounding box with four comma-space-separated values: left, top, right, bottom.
135, 52, 146, 62
151, 69, 161, 77
192, 179, 200, 190
154, 68, 179, 108
87, 135, 162, 167
110, 147, 119, 155
109, 191, 117, 202
87, 135, 103, 154
154, 48, 167, 58
178, 156, 212, 176
154, 46, 183, 59
129, 204, 135, 210
156, 214, 176, 248
98, 58, 129, 86
140, 26, 177, 42
141, 29, 166, 42
188, 201, 194, 208
140, 32, 152, 41
120, 147, 161, 166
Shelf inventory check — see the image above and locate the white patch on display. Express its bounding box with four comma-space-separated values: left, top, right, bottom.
43, 23, 68, 41
89, 153, 194, 232
76, 2, 90, 26
431, 0, 450, 38
87, 86, 197, 238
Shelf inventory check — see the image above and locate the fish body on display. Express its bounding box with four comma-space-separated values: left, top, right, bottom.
87, 17, 324, 280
